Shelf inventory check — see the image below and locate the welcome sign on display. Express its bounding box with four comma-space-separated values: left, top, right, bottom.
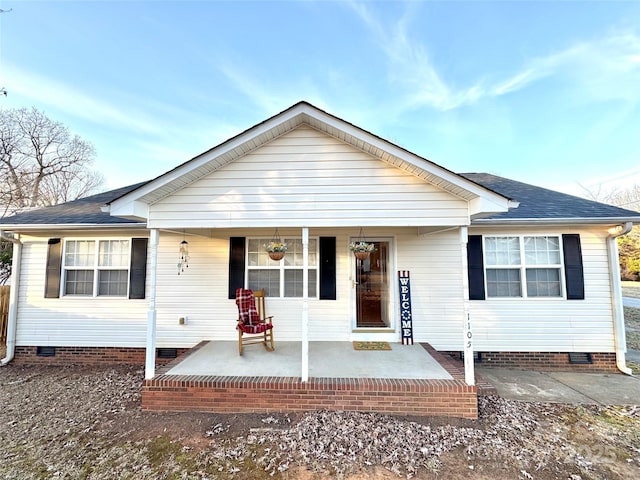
398, 271, 413, 345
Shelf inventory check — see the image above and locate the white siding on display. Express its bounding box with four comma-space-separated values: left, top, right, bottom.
13, 226, 616, 354
154, 229, 352, 346
148, 126, 469, 229
15, 233, 148, 347
396, 229, 465, 350
468, 227, 616, 352
152, 228, 466, 348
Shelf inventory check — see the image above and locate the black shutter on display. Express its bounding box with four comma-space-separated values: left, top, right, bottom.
228, 237, 246, 299
129, 238, 148, 299
44, 238, 62, 298
319, 237, 337, 300
563, 234, 585, 300
467, 235, 486, 300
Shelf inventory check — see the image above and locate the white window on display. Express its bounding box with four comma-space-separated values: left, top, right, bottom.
247, 238, 318, 298
485, 236, 562, 298
63, 239, 130, 296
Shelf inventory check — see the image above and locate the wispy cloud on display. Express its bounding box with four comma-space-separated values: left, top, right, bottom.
347, 1, 640, 111
3, 64, 164, 134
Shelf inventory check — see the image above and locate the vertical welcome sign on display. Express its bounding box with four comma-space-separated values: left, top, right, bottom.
398, 271, 413, 345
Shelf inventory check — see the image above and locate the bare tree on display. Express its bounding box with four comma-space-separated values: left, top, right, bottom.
580, 181, 640, 281
0, 107, 105, 284
580, 182, 640, 211
0, 107, 104, 216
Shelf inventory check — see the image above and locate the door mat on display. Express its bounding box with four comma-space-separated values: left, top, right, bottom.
353, 341, 391, 351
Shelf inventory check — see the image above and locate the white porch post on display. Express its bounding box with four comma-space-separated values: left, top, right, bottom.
145, 228, 159, 380
301, 227, 309, 382
460, 226, 475, 386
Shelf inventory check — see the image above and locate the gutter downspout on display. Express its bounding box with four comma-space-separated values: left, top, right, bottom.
1, 231, 22, 366
607, 222, 633, 375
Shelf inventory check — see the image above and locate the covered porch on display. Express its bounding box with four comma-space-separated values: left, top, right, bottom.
142, 341, 479, 419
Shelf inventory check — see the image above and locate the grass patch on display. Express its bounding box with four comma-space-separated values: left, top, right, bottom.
624, 306, 640, 330
626, 331, 640, 351
621, 281, 640, 298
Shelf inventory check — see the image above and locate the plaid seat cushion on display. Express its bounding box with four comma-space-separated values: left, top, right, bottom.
235, 288, 260, 326
237, 322, 273, 334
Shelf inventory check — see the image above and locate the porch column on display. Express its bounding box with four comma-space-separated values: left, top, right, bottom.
460, 226, 475, 386
145, 228, 159, 380
301, 227, 309, 382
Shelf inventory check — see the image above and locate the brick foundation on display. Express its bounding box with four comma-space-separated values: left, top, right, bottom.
13, 346, 189, 366
142, 376, 478, 418
445, 351, 618, 373
141, 343, 478, 419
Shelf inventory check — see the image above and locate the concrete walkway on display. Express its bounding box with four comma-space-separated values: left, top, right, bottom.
477, 367, 640, 405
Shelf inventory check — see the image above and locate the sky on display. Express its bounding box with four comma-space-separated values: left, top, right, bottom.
1, 0, 639, 200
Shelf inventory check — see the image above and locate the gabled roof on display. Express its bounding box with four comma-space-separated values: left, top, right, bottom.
3, 173, 637, 231
107, 101, 513, 219
461, 173, 640, 225
0, 183, 147, 229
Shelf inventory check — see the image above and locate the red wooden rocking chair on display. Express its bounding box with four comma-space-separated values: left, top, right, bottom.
235, 288, 275, 355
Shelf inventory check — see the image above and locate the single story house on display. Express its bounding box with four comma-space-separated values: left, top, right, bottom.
2, 101, 639, 390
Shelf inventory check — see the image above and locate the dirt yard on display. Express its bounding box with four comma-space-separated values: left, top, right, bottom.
0, 365, 638, 480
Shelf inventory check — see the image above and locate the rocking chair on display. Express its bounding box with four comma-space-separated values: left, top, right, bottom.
235, 288, 275, 355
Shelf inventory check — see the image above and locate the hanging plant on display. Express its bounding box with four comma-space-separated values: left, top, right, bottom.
350, 227, 375, 260
349, 241, 375, 260
264, 229, 287, 261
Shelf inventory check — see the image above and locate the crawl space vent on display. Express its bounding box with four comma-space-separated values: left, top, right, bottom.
157, 348, 178, 359
36, 346, 56, 357
568, 352, 593, 364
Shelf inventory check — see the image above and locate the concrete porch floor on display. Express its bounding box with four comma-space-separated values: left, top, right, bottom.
163, 341, 453, 380
144, 342, 478, 418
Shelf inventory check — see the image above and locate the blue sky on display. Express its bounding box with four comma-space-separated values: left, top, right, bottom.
1, 1, 639, 198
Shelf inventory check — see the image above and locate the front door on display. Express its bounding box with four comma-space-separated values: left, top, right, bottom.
353, 240, 392, 331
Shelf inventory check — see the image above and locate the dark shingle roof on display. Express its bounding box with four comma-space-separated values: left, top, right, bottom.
461, 173, 640, 222
0, 182, 147, 226
2, 173, 638, 228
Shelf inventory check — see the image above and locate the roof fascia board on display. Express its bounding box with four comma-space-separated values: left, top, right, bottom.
469, 196, 519, 217
107, 199, 150, 220
471, 217, 640, 226
0, 223, 147, 231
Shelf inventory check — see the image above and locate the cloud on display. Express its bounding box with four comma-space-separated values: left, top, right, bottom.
347, 2, 640, 111
3, 64, 164, 134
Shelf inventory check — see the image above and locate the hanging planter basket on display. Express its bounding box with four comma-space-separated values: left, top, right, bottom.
349, 228, 375, 260
353, 251, 371, 260
264, 228, 287, 261
268, 251, 285, 261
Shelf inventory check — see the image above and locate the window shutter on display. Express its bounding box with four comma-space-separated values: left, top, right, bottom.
129, 238, 148, 299
228, 237, 246, 299
467, 235, 486, 300
562, 234, 585, 300
319, 237, 337, 300
44, 238, 62, 298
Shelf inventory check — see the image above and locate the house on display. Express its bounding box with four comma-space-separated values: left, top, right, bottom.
1, 102, 639, 408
